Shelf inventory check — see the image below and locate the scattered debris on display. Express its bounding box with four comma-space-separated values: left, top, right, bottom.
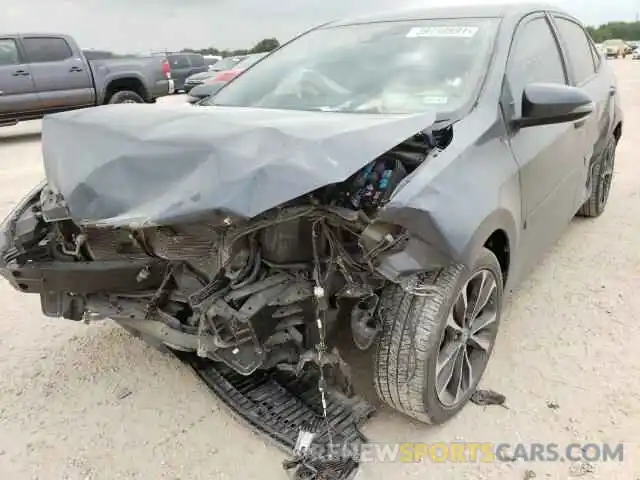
546, 401, 560, 410
470, 389, 507, 408
569, 462, 595, 477
116, 388, 133, 400
524, 470, 537, 479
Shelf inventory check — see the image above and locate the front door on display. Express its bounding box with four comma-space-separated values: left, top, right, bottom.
21, 36, 94, 110
0, 37, 40, 118
502, 14, 587, 275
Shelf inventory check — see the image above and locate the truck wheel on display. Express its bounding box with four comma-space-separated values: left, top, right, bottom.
577, 135, 616, 218
374, 247, 503, 424
108, 90, 144, 104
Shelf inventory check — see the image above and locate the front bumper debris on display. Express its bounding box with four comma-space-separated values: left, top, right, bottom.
176, 352, 375, 480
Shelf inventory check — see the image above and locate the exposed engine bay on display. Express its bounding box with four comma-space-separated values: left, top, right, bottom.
3, 127, 451, 385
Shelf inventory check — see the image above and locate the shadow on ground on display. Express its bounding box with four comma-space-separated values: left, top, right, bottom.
0, 131, 41, 145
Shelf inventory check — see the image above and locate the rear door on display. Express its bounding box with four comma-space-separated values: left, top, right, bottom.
21, 36, 94, 110
550, 14, 613, 205
502, 14, 586, 265
0, 37, 40, 116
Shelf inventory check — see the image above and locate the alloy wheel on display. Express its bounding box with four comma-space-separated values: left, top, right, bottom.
599, 142, 616, 207
435, 269, 500, 407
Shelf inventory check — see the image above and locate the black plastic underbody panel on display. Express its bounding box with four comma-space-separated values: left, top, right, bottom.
0, 259, 166, 294
175, 352, 375, 479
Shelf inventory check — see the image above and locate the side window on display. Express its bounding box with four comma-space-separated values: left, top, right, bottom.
188, 55, 204, 67
553, 18, 596, 84
22, 37, 73, 63
168, 55, 190, 68
506, 17, 566, 111
0, 39, 20, 66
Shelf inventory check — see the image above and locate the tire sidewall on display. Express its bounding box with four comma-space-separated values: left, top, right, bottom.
421, 248, 504, 423
108, 91, 144, 104
595, 136, 616, 211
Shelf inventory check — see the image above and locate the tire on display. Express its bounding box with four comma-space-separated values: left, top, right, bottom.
374, 247, 504, 424
577, 135, 616, 218
107, 90, 144, 104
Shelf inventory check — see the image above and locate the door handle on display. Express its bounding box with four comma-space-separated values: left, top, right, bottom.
69, 66, 83, 72
574, 119, 587, 129
12, 70, 29, 76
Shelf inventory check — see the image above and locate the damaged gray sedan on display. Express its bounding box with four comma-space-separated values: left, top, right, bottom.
0, 3, 623, 430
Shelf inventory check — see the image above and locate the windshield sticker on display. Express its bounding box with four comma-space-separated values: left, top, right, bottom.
406, 26, 479, 38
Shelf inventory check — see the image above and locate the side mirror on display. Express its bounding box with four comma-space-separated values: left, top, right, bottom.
512, 82, 594, 128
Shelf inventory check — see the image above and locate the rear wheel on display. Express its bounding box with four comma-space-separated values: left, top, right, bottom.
578, 135, 616, 218
374, 247, 503, 424
107, 90, 144, 104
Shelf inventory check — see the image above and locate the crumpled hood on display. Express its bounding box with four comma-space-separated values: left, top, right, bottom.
41, 103, 436, 226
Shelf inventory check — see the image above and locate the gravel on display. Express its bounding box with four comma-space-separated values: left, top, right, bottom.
0, 61, 638, 479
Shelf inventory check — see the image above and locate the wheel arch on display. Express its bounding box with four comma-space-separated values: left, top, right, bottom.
104, 75, 149, 103
372, 207, 517, 285
462, 209, 517, 284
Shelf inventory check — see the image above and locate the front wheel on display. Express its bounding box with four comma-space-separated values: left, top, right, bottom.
374, 248, 503, 424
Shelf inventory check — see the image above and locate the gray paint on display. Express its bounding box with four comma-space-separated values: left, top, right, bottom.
0, 33, 171, 123
9, 3, 624, 297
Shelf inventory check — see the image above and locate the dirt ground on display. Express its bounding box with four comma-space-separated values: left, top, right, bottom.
0, 60, 638, 480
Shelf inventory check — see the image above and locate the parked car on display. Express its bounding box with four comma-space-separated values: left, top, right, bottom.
209, 56, 245, 72
0, 34, 172, 126
0, 4, 622, 468
165, 52, 208, 91
182, 56, 245, 93
186, 52, 267, 102
603, 39, 632, 59
203, 55, 222, 70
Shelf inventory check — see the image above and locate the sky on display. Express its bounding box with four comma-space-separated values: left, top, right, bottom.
1, 0, 638, 53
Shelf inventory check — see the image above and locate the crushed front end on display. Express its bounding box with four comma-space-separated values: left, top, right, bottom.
0, 104, 454, 479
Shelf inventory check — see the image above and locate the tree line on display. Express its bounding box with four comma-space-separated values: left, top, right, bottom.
586, 22, 640, 43
181, 38, 280, 57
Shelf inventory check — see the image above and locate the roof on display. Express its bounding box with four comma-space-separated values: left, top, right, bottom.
327, 2, 567, 27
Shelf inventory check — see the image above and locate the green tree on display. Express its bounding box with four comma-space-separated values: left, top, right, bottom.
180, 38, 280, 57
586, 21, 640, 42
250, 38, 280, 53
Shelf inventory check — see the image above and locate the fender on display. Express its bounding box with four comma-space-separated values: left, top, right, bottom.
377, 109, 522, 274
93, 68, 149, 104
373, 207, 518, 282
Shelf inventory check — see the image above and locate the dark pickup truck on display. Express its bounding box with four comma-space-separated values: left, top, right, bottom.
0, 33, 172, 126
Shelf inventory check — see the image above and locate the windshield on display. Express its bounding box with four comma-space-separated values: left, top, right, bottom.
208, 18, 499, 114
